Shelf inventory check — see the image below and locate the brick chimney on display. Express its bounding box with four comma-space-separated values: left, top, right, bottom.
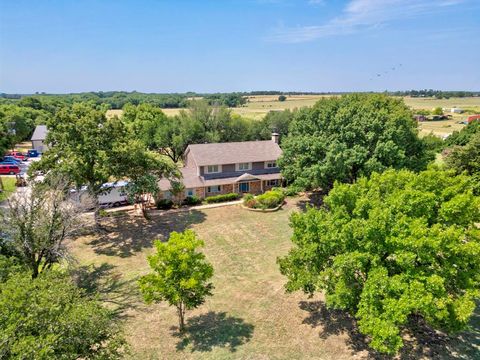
271, 132, 279, 144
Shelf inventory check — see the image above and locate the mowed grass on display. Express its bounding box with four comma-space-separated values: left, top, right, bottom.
0, 176, 16, 202
68, 199, 479, 359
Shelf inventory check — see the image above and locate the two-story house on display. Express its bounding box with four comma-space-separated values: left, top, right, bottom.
159, 133, 282, 199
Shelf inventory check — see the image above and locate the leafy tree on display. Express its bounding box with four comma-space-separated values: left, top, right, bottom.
31, 103, 156, 228
0, 268, 126, 359
445, 132, 480, 194
253, 109, 293, 141
0, 177, 83, 278
126, 174, 160, 219
169, 180, 186, 206
139, 230, 214, 332
278, 95, 287, 102
278, 169, 480, 354
444, 120, 480, 147
279, 94, 432, 190
432, 107, 443, 115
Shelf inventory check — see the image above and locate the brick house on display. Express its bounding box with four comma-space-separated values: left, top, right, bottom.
159, 133, 282, 199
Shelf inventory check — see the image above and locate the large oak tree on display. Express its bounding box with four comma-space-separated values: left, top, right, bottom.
278, 169, 480, 354
278, 94, 432, 190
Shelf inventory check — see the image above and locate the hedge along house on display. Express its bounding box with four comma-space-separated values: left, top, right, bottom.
159, 133, 283, 200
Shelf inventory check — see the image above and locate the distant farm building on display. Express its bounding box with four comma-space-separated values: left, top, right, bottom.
31, 125, 48, 153
467, 114, 480, 124
451, 108, 464, 114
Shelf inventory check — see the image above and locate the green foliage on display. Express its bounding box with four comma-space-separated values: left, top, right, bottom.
125, 173, 161, 218
445, 133, 480, 194
138, 230, 214, 331
244, 189, 285, 209
204, 192, 240, 204
278, 169, 480, 354
445, 120, 480, 147
422, 133, 444, 153
0, 269, 125, 359
203, 93, 246, 107
432, 107, 444, 115
279, 94, 432, 190
278, 95, 287, 102
252, 109, 293, 142
1, 179, 81, 278
0, 104, 51, 154
183, 195, 202, 206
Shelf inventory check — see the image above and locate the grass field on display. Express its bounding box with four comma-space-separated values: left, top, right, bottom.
68, 198, 479, 359
0, 177, 16, 202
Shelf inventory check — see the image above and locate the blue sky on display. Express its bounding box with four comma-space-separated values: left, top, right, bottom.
1, 0, 479, 93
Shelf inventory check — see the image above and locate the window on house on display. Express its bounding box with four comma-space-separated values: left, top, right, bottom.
206, 165, 220, 174
207, 185, 221, 193
265, 161, 277, 168
186, 189, 194, 197
266, 180, 279, 187
237, 162, 251, 171
239, 182, 250, 192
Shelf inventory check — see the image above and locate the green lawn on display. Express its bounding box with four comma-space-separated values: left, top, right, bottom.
0, 177, 16, 202
68, 198, 480, 359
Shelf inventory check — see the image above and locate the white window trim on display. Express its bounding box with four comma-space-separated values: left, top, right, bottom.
205, 164, 222, 174
207, 185, 221, 193
265, 161, 277, 169
236, 162, 252, 171
185, 189, 194, 197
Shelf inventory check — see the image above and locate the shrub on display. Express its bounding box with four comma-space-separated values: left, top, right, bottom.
183, 195, 202, 206
243, 194, 257, 208
244, 189, 285, 209
156, 198, 173, 210
284, 185, 302, 196
204, 193, 240, 204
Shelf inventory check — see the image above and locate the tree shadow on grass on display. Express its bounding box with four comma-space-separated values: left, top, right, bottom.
71, 262, 140, 319
172, 311, 254, 353
300, 300, 480, 360
89, 209, 207, 258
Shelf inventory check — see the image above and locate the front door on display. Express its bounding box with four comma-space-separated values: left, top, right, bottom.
239, 182, 250, 193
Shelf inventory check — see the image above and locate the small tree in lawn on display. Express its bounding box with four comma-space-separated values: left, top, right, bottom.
139, 230, 214, 332
170, 180, 185, 207
126, 174, 159, 219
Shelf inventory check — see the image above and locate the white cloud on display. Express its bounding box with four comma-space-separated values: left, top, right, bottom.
267, 0, 466, 43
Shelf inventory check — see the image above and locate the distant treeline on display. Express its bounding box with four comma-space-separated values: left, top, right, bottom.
0, 92, 247, 109
388, 89, 480, 99
1, 90, 479, 109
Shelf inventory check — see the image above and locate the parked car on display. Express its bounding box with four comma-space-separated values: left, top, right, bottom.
27, 149, 40, 158
3, 156, 22, 164
0, 160, 25, 168
0, 164, 21, 175
6, 151, 27, 161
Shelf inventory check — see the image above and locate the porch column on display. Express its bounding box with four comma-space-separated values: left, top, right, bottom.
261, 180, 264, 193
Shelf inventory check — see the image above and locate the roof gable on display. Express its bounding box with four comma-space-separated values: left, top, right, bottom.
31, 125, 48, 141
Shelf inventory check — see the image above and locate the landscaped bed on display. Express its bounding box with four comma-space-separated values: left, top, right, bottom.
242, 189, 285, 211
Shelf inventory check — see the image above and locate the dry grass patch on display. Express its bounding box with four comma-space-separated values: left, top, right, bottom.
68, 198, 479, 359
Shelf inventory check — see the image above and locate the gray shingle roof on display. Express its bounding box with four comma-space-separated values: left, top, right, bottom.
187, 140, 282, 166
31, 125, 48, 141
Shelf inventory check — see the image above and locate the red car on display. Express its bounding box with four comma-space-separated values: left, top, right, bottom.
6, 151, 27, 161
0, 164, 21, 175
